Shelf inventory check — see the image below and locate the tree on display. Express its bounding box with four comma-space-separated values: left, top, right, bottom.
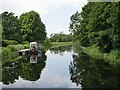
1, 12, 22, 42
49, 32, 72, 42
69, 51, 120, 88
19, 11, 46, 42
69, 2, 120, 53
2, 51, 47, 84
69, 3, 94, 47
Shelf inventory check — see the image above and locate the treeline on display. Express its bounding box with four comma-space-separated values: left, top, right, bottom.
48, 32, 72, 42
1, 11, 46, 46
69, 2, 120, 53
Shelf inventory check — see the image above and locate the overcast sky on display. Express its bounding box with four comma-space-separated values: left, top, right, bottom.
0, 0, 88, 37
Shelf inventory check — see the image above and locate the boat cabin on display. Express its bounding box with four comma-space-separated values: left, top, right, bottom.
30, 42, 37, 51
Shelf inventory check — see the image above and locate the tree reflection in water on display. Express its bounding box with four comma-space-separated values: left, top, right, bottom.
2, 51, 47, 85
50, 45, 72, 56
69, 52, 120, 88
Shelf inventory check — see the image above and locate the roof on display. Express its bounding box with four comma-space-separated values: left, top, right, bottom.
30, 42, 37, 44
19, 49, 30, 52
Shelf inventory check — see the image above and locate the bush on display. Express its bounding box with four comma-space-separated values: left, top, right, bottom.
2, 44, 30, 59
21, 41, 29, 44
23, 44, 29, 49
2, 40, 18, 47
13, 44, 24, 50
6, 45, 16, 52
2, 47, 12, 57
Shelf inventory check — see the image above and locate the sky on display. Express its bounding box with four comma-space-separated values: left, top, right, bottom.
0, 0, 88, 37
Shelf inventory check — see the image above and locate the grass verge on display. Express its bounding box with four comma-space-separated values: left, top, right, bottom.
83, 45, 120, 65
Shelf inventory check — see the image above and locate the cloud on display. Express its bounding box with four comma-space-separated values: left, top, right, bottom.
2, 68, 81, 88
0, 0, 88, 37
37, 68, 80, 88
0, 0, 50, 16
0, 0, 87, 16
48, 0, 87, 8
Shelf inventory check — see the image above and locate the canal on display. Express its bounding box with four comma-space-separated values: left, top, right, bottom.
2, 45, 120, 88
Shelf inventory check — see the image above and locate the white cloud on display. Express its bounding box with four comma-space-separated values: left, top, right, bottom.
0, 0, 50, 16
0, 0, 87, 16
2, 68, 81, 88
37, 68, 81, 88
48, 0, 87, 8
0, 0, 88, 37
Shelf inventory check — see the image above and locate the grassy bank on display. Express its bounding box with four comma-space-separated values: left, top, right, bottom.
2, 42, 73, 63
82, 45, 120, 65
2, 44, 29, 58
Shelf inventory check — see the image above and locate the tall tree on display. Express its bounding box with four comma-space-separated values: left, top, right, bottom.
69, 2, 120, 53
69, 3, 94, 47
19, 11, 46, 42
1, 12, 21, 42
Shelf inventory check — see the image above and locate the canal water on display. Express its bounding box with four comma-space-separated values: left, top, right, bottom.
2, 46, 120, 88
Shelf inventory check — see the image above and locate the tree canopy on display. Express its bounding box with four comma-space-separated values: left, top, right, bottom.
49, 32, 72, 42
69, 2, 120, 53
19, 11, 46, 42
1, 12, 22, 42
1, 11, 47, 44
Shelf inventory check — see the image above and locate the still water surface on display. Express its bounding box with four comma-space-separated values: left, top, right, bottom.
2, 46, 120, 88
2, 46, 80, 88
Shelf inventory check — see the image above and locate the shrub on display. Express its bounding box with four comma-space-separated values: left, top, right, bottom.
14, 44, 25, 50
6, 45, 16, 52
2, 44, 29, 59
2, 47, 14, 58
23, 44, 29, 49
21, 41, 29, 44
2, 40, 18, 47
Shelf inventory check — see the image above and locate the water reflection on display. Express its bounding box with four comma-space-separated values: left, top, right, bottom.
30, 52, 42, 63
2, 45, 79, 88
2, 51, 47, 85
69, 52, 120, 88
30, 54, 37, 63
3, 45, 120, 88
50, 45, 72, 55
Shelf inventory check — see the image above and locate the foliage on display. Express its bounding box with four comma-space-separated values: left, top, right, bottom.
18, 51, 46, 81
2, 44, 29, 59
42, 42, 73, 50
44, 37, 50, 43
2, 39, 18, 47
69, 52, 120, 88
19, 11, 46, 42
69, 2, 120, 53
49, 32, 72, 42
1, 11, 47, 44
2, 41, 72, 60
2, 51, 47, 84
1, 12, 22, 42
21, 41, 29, 44
50, 45, 72, 55
83, 45, 120, 64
